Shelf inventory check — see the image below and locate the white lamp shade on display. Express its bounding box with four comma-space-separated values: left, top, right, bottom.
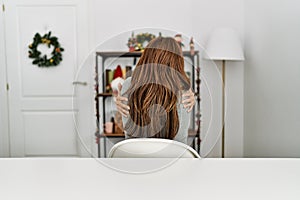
204, 28, 244, 61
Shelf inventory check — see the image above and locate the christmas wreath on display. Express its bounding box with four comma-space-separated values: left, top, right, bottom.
28, 31, 64, 67
127, 32, 156, 51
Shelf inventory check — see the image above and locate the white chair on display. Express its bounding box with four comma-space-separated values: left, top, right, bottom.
108, 138, 200, 158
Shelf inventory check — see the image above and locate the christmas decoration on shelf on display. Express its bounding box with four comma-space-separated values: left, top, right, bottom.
189, 37, 195, 55
102, 64, 129, 135
127, 32, 137, 52
174, 34, 184, 48
127, 32, 156, 52
105, 65, 124, 93
28, 31, 64, 67
113, 65, 123, 79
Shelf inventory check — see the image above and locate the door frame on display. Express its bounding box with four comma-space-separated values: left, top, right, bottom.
0, 0, 10, 157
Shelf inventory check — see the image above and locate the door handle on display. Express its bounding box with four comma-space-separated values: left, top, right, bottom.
72, 81, 87, 86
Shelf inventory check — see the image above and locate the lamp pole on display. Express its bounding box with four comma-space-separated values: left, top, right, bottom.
222, 60, 225, 158
205, 28, 244, 158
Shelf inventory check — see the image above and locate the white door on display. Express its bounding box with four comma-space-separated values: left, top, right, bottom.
4, 0, 94, 157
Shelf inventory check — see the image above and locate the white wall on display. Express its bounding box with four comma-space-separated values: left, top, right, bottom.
2, 0, 299, 158
0, 0, 245, 157
92, 0, 244, 157
244, 0, 300, 157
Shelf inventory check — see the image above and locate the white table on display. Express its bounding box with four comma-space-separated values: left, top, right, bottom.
0, 158, 299, 200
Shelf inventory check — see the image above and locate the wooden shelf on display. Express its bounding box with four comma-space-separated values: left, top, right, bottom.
95, 50, 201, 157
97, 51, 143, 58
99, 129, 198, 138
96, 51, 199, 58
99, 133, 124, 137
97, 93, 113, 97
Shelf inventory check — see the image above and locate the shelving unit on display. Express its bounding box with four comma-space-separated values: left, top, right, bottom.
95, 51, 201, 157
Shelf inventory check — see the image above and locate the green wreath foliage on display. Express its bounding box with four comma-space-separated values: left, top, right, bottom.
135, 33, 156, 51
127, 32, 156, 51
28, 31, 64, 67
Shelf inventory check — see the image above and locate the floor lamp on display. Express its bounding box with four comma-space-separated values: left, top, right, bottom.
205, 28, 244, 158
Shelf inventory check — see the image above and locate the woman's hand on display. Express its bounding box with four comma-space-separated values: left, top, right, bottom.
115, 83, 130, 117
116, 85, 196, 116
182, 88, 196, 112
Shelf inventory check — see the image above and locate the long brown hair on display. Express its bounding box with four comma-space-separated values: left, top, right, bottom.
124, 37, 190, 139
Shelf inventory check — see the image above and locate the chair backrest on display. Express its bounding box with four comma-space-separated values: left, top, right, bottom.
108, 138, 201, 158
